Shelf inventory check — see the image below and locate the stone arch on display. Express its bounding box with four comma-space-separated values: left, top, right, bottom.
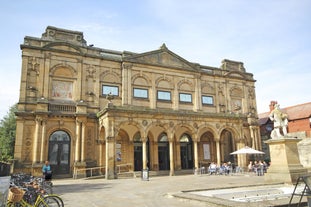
197, 124, 218, 142
116, 120, 141, 141
46, 126, 74, 142
155, 76, 174, 89
219, 127, 238, 163
145, 121, 169, 137
177, 79, 193, 91
100, 70, 121, 83
132, 73, 151, 86
173, 123, 196, 142
50, 63, 77, 77
47, 130, 71, 175
201, 82, 215, 94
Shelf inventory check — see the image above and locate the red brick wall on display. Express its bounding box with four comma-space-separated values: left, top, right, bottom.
288, 118, 311, 137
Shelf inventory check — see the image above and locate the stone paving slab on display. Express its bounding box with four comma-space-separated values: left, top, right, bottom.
52, 173, 308, 207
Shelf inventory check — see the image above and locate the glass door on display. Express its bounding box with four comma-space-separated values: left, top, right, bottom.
48, 131, 70, 175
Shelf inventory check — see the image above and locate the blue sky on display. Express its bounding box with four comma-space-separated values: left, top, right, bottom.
0, 0, 310, 119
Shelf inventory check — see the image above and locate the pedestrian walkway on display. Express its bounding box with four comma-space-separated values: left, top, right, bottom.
52, 173, 308, 207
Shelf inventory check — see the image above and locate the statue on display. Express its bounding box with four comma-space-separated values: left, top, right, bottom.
269, 103, 288, 139
106, 92, 114, 103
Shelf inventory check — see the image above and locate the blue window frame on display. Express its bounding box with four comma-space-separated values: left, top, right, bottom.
157, 90, 171, 101
202, 95, 214, 105
133, 88, 148, 99
179, 93, 192, 103
103, 85, 119, 96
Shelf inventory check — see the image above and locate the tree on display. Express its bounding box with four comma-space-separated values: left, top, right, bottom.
0, 104, 17, 161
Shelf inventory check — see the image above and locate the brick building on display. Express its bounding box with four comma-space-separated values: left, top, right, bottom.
259, 101, 311, 163
14, 26, 260, 179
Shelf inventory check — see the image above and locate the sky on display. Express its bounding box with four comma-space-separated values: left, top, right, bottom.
0, 0, 310, 120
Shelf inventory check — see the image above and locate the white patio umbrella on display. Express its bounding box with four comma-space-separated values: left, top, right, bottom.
230, 146, 265, 155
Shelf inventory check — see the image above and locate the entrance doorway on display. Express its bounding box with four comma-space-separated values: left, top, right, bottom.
133, 133, 149, 171
220, 129, 235, 163
158, 133, 169, 170
48, 131, 70, 175
134, 143, 142, 171
180, 134, 193, 169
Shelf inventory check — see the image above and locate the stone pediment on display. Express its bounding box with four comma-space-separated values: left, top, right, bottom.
224, 71, 246, 79
43, 42, 82, 54
123, 44, 196, 71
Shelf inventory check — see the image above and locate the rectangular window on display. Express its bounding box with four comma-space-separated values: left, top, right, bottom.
202, 95, 214, 105
102, 85, 119, 96
133, 88, 148, 99
157, 90, 171, 101
179, 93, 192, 103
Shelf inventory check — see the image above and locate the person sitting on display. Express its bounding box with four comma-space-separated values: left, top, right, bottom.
42, 160, 52, 181
208, 162, 217, 175
248, 161, 253, 173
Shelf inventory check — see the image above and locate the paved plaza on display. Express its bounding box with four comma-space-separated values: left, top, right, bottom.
52, 173, 308, 207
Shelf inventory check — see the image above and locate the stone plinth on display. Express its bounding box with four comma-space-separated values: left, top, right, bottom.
73, 162, 86, 179
265, 138, 308, 184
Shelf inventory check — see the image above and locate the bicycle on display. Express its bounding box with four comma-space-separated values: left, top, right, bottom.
7, 186, 64, 207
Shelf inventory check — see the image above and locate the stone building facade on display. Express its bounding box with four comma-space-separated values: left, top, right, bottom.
14, 26, 260, 179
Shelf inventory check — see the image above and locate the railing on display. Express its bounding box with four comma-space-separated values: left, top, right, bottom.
116, 163, 133, 174
49, 104, 76, 112
73, 166, 105, 179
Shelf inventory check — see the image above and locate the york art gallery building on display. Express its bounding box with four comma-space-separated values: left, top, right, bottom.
14, 26, 261, 179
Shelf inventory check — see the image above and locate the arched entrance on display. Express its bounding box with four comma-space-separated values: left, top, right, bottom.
180, 134, 193, 169
133, 133, 149, 171
158, 133, 169, 170
48, 131, 70, 175
220, 129, 235, 163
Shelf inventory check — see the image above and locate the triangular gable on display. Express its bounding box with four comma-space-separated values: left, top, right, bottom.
224, 71, 246, 79
43, 42, 82, 54
123, 44, 196, 71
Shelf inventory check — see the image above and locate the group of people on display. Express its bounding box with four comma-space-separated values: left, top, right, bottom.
208, 161, 240, 175
206, 160, 268, 176
248, 160, 268, 176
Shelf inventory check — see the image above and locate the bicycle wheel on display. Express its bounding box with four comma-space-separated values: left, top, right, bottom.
7, 201, 23, 207
37, 195, 63, 207
6, 202, 16, 207
47, 195, 64, 207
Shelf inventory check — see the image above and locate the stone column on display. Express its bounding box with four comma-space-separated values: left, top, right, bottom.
142, 138, 147, 170
81, 122, 86, 162
250, 126, 255, 149
105, 136, 116, 179
169, 140, 174, 176
32, 118, 41, 163
193, 75, 201, 112
75, 120, 81, 162
265, 138, 308, 184
40, 120, 46, 163
216, 140, 221, 166
176, 142, 181, 170
98, 140, 103, 167
194, 141, 198, 169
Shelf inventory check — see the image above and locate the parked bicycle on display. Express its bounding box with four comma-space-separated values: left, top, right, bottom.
7, 173, 63, 207
7, 186, 63, 207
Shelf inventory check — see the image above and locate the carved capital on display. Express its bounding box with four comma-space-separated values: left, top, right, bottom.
106, 136, 115, 142
122, 62, 133, 70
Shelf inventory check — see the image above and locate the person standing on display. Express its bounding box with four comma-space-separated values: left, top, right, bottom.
42, 160, 52, 181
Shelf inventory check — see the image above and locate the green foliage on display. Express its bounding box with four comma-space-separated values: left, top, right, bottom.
0, 104, 17, 161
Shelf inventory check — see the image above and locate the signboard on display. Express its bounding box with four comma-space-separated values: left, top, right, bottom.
203, 144, 211, 160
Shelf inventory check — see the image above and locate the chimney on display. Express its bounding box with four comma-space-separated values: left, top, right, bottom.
269, 101, 277, 112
